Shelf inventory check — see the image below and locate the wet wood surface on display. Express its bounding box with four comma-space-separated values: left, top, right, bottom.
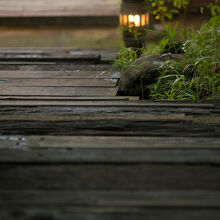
0, 49, 220, 220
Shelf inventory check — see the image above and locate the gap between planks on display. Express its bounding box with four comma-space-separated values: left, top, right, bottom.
0, 96, 139, 101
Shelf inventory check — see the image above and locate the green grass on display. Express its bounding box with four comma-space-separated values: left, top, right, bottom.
113, 15, 220, 101
149, 16, 220, 101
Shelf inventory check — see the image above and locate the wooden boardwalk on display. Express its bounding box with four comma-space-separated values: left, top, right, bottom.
0, 0, 120, 17
0, 0, 120, 27
0, 49, 220, 220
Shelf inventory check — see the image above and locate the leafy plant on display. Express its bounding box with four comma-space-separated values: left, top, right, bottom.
112, 47, 143, 73
149, 15, 220, 100
209, 1, 220, 16
120, 26, 143, 41
147, 0, 189, 24
144, 21, 181, 55
114, 2, 220, 101
144, 0, 188, 54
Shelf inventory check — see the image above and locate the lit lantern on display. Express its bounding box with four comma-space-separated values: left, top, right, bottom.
120, 0, 150, 48
120, 12, 149, 28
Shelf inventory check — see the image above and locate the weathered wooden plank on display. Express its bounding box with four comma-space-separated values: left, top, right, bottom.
0, 70, 120, 78
0, 115, 220, 125
0, 190, 220, 207
0, 100, 214, 108
0, 96, 138, 101
1, 136, 219, 149
0, 54, 100, 60
0, 62, 56, 65
0, 78, 118, 87
0, 49, 118, 62
0, 136, 220, 163
0, 106, 216, 117
0, 16, 119, 28
0, 64, 116, 71
214, 94, 220, 100
0, 119, 219, 136
1, 207, 220, 220
0, 0, 120, 17
0, 52, 101, 62
0, 164, 219, 190
0, 87, 118, 96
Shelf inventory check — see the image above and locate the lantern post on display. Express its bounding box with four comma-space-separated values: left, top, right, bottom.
119, 0, 151, 48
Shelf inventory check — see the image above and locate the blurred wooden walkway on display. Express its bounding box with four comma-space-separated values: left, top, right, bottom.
0, 0, 120, 16
0, 0, 120, 27
0, 49, 220, 220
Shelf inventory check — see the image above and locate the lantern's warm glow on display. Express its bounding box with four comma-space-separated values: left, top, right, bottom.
123, 15, 128, 26
120, 13, 149, 28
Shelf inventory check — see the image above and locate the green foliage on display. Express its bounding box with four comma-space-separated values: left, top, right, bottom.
147, 0, 189, 23
114, 2, 220, 101
144, 22, 180, 55
149, 16, 220, 100
209, 1, 220, 16
145, 0, 185, 53
112, 47, 143, 73
120, 26, 143, 41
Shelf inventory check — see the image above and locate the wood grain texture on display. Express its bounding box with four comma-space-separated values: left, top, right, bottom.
0, 100, 214, 107
0, 136, 220, 163
0, 62, 56, 65
0, 50, 219, 220
0, 87, 118, 96
0, 64, 116, 72
0, 119, 219, 136
0, 51, 101, 61
0, 105, 217, 117
0, 190, 220, 207
0, 78, 118, 87
1, 207, 220, 220
0, 70, 120, 78
0, 164, 220, 190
